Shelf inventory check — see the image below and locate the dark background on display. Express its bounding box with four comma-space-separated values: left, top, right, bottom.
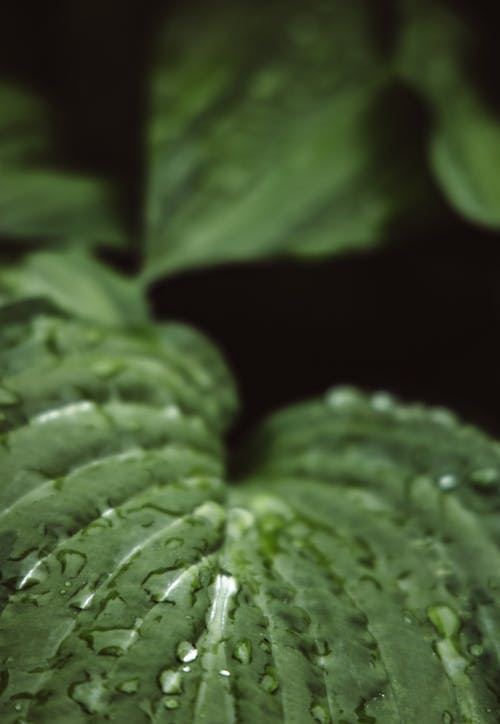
1, 0, 500, 442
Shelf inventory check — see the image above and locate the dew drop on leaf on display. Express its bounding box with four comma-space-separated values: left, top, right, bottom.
69, 674, 108, 714
233, 640, 252, 664
428, 605, 460, 639
176, 641, 198, 663
260, 668, 279, 694
468, 643, 483, 657
117, 679, 140, 695
311, 703, 331, 723
57, 550, 87, 578
163, 404, 181, 420
69, 583, 95, 610
159, 669, 183, 694
370, 391, 395, 412
325, 386, 363, 410
437, 474, 458, 492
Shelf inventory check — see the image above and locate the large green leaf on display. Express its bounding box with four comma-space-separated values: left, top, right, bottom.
1, 301, 499, 722
0, 248, 148, 326
143, 0, 427, 278
396, 0, 500, 227
0, 82, 123, 245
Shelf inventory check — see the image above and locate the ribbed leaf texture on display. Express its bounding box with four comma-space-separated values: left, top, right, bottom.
0, 303, 498, 722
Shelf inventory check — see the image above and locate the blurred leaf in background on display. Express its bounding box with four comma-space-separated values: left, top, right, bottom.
144, 0, 500, 279
0, 247, 148, 326
144, 0, 435, 279
0, 82, 124, 246
396, 0, 500, 228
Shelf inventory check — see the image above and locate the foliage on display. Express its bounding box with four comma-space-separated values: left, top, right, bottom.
1, 302, 499, 721
0, 0, 499, 721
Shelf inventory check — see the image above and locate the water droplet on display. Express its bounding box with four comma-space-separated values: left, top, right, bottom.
159, 669, 182, 694
164, 698, 179, 709
195, 501, 225, 528
13, 702, 22, 712
163, 405, 181, 420
260, 668, 279, 694
371, 392, 394, 412
117, 679, 139, 694
70, 583, 95, 610
233, 640, 252, 664
430, 408, 456, 427
176, 641, 198, 663
69, 674, 108, 714
227, 507, 255, 538
442, 712, 453, 724
470, 468, 498, 487
17, 559, 49, 590
57, 550, 87, 578
219, 669, 231, 677
428, 605, 460, 639
469, 644, 483, 657
181, 665, 190, 673
325, 386, 363, 410
438, 474, 458, 492
84, 625, 140, 656
311, 703, 331, 723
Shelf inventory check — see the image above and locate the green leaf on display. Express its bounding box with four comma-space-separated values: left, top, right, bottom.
234, 387, 500, 722
1, 298, 499, 723
0, 83, 51, 166
0, 82, 123, 245
143, 0, 422, 278
0, 169, 124, 244
397, 0, 500, 227
0, 248, 148, 326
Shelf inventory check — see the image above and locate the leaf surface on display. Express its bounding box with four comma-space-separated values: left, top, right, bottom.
0, 83, 123, 245
0, 248, 148, 326
1, 302, 499, 722
397, 0, 500, 227
143, 0, 426, 278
